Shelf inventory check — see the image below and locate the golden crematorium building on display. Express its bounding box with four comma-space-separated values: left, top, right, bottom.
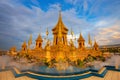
12, 11, 102, 62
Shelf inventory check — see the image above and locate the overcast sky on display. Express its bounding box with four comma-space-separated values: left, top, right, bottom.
0, 0, 120, 50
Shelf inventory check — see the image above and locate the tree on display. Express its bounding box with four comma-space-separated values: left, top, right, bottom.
77, 59, 84, 68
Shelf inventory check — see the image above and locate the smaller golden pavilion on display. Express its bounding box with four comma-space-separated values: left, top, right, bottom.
10, 11, 102, 62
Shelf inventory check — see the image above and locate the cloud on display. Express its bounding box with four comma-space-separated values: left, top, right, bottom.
0, 1, 67, 50
49, 3, 61, 10
65, 0, 79, 5
0, 0, 120, 50
112, 32, 120, 39
65, 0, 120, 20
94, 25, 120, 45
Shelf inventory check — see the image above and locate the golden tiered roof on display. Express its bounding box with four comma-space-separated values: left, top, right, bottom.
36, 34, 43, 42
18, 11, 102, 63
52, 11, 68, 34
93, 40, 98, 47
78, 33, 85, 42
22, 41, 27, 47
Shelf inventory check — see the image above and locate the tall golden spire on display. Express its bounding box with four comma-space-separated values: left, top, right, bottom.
28, 34, 32, 48
58, 10, 62, 22
71, 27, 74, 37
88, 33, 92, 46
52, 10, 68, 33
58, 20, 62, 42
58, 10, 62, 39
58, 10, 64, 39
52, 10, 68, 45
46, 27, 49, 36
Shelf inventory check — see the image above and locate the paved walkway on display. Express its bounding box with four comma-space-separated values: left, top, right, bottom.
0, 71, 15, 80
15, 76, 37, 80
0, 71, 36, 80
0, 69, 120, 80
82, 70, 120, 80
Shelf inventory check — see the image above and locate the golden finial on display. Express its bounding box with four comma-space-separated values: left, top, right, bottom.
22, 41, 27, 47
58, 4, 62, 21
88, 33, 92, 46
46, 27, 49, 36
94, 36, 96, 42
71, 27, 74, 37
28, 34, 32, 48
94, 36, 98, 46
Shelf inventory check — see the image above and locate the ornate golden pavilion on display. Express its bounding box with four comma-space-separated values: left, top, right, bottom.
11, 11, 102, 62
